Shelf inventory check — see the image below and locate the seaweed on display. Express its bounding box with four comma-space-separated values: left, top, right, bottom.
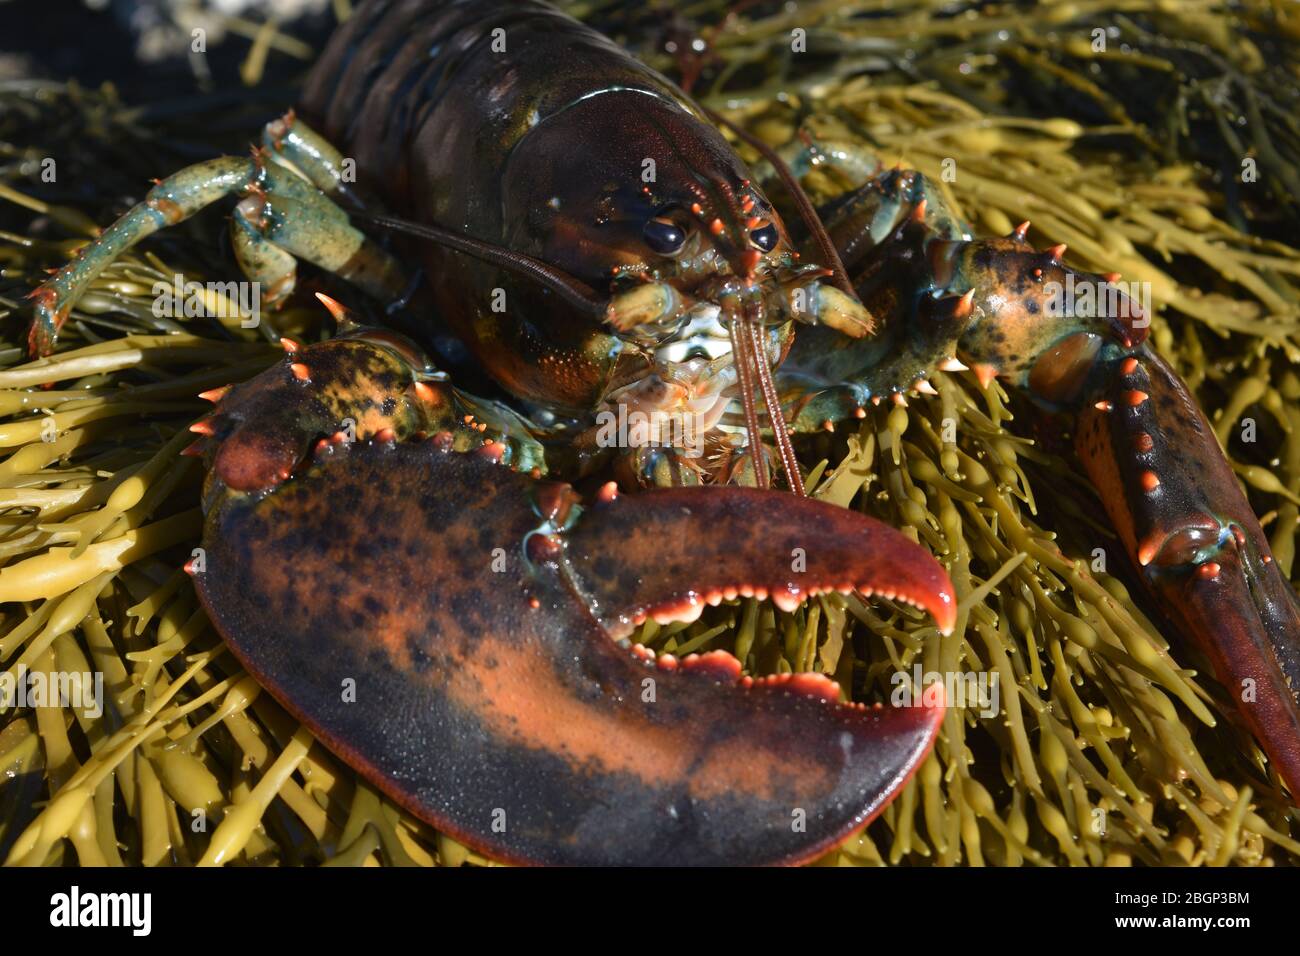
1, 0, 1298, 865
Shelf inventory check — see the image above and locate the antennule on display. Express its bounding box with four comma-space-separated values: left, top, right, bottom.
368, 214, 607, 319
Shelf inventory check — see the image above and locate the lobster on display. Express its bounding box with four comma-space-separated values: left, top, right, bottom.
22, 0, 1299, 865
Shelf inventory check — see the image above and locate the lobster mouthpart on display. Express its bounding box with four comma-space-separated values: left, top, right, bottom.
192, 371, 955, 863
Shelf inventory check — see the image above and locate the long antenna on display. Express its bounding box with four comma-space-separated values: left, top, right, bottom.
702, 106, 857, 299
728, 318, 769, 489
745, 318, 804, 496
368, 214, 608, 319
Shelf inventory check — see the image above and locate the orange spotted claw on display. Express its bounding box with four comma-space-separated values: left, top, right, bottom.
191, 377, 955, 864
1076, 348, 1300, 797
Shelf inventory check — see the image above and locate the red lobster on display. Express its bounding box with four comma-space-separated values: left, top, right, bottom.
24, 0, 1299, 864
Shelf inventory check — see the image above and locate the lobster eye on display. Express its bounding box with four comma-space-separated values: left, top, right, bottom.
643, 216, 686, 255
749, 221, 779, 253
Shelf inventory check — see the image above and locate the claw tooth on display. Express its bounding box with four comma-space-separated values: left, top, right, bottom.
913, 379, 939, 396
910, 198, 928, 222
772, 586, 803, 613
198, 385, 231, 403
790, 673, 842, 703
891, 392, 908, 407
937, 356, 968, 372
597, 481, 619, 503
1011, 220, 1031, 242
679, 649, 743, 683
412, 381, 436, 403
1047, 243, 1068, 262
1102, 271, 1121, 284
180, 439, 207, 457
189, 420, 215, 435
753, 672, 841, 704
651, 598, 704, 626
853, 406, 866, 419
1197, 561, 1221, 579
290, 362, 311, 382
822, 420, 835, 432
279, 337, 300, 354
972, 363, 999, 388
1094, 400, 1113, 411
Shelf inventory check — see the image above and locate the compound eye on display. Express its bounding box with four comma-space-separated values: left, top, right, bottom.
642, 216, 687, 255
749, 220, 779, 253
